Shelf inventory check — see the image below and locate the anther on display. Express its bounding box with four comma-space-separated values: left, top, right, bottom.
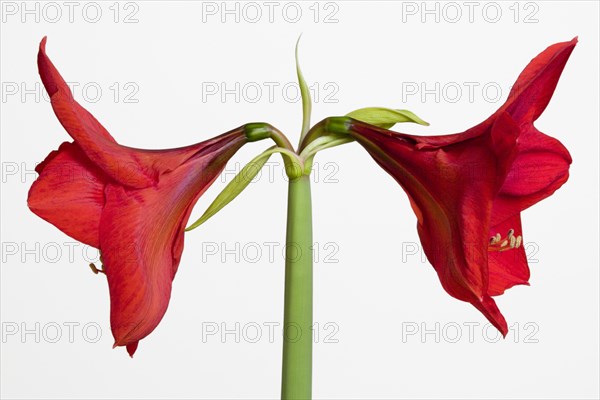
488, 228, 521, 253
89, 263, 105, 275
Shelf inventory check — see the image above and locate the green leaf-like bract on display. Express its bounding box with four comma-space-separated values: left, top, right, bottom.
296, 36, 312, 143
346, 107, 429, 129
185, 151, 273, 231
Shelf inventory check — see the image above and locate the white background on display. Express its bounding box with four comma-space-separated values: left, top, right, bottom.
1, 1, 598, 399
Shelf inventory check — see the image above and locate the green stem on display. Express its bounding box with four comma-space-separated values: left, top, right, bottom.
270, 127, 295, 152
244, 122, 295, 152
281, 174, 313, 400
298, 116, 353, 152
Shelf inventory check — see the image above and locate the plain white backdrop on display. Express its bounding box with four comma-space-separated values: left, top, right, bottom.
1, 1, 598, 399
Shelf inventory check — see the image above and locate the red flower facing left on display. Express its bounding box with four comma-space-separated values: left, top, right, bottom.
28, 38, 248, 356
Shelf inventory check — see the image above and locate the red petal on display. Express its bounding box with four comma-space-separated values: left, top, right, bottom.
28, 142, 106, 247
491, 125, 571, 227
101, 182, 180, 348
351, 115, 516, 304
131, 127, 249, 176
126, 341, 139, 358
370, 38, 577, 149
471, 295, 508, 336
503, 38, 577, 124
100, 139, 244, 351
38, 37, 71, 98
38, 38, 249, 190
39, 38, 154, 188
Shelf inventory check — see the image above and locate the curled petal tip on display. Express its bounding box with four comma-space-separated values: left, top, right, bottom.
37, 35, 63, 97
127, 342, 139, 357
563, 36, 578, 51
473, 296, 508, 337
113, 340, 139, 357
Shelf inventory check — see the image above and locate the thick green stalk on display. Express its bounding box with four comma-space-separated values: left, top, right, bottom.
281, 174, 313, 399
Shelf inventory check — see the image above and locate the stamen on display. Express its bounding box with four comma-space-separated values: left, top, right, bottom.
488, 228, 522, 253
89, 263, 105, 275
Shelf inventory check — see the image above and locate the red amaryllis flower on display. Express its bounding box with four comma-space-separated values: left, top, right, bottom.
345, 38, 576, 334
28, 38, 248, 356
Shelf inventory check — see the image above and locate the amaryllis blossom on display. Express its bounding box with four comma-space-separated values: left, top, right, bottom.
346, 38, 577, 334
28, 38, 249, 355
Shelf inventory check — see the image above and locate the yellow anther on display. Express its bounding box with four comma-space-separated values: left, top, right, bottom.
488, 228, 521, 253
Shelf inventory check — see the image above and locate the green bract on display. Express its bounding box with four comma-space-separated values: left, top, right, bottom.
186, 146, 301, 231
296, 36, 312, 143
346, 107, 429, 129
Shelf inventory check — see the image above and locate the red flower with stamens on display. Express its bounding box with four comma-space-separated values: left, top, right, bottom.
346, 38, 576, 334
28, 38, 248, 356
